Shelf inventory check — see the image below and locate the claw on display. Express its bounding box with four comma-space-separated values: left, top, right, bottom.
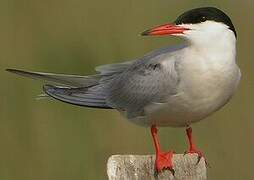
155, 151, 174, 172
185, 127, 210, 166
169, 168, 175, 176
196, 154, 202, 165
184, 149, 210, 167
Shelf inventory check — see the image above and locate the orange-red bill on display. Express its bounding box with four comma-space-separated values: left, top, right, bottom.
141, 23, 189, 36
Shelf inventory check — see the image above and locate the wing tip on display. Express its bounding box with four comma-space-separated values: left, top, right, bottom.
6, 68, 32, 76
6, 68, 18, 73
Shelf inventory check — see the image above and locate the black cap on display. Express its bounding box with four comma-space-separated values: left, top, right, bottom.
174, 7, 237, 37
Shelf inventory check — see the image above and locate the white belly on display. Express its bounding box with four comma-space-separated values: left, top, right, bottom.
129, 63, 241, 127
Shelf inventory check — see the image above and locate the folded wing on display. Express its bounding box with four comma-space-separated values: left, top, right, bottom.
7, 61, 133, 108
6, 69, 99, 87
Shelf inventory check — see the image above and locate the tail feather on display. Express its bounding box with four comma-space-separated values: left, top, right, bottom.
43, 84, 113, 109
7, 61, 133, 108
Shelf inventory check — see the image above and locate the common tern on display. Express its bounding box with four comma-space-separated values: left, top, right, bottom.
7, 7, 241, 173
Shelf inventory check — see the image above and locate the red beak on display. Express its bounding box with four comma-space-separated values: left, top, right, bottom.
141, 23, 189, 36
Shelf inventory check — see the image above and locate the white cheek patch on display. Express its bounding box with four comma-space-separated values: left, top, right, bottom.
179, 21, 230, 38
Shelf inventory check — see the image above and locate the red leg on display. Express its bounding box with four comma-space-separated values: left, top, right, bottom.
151, 125, 174, 174
185, 127, 207, 164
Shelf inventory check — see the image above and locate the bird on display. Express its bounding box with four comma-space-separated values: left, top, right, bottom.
7, 7, 240, 174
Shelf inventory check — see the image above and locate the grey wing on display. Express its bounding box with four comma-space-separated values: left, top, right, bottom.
6, 60, 134, 87
95, 61, 134, 76
43, 84, 112, 109
6, 69, 100, 87
11, 61, 134, 108
7, 45, 183, 110
42, 61, 134, 108
107, 58, 180, 118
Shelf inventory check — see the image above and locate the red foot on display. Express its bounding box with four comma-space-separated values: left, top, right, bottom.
151, 125, 175, 174
155, 151, 174, 173
185, 148, 206, 165
185, 127, 208, 165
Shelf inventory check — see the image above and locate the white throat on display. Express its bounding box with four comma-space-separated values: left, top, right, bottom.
182, 21, 237, 62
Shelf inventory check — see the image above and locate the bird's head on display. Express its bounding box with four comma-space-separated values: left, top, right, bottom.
142, 7, 237, 45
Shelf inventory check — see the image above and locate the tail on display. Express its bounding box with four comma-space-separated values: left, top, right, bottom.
6, 69, 113, 109
7, 62, 132, 109
43, 84, 113, 109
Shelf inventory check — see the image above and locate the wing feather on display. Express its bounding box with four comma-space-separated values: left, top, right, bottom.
43, 84, 113, 109
107, 55, 181, 118
7, 45, 184, 113
6, 69, 99, 87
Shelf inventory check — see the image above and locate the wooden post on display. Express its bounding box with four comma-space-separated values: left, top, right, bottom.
107, 154, 207, 180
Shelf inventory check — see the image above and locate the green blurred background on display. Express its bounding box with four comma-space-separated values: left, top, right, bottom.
1, 0, 254, 179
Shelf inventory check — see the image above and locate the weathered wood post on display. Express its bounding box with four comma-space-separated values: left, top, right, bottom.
107, 154, 207, 180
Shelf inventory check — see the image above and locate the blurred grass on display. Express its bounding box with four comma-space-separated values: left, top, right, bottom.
1, 0, 254, 179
